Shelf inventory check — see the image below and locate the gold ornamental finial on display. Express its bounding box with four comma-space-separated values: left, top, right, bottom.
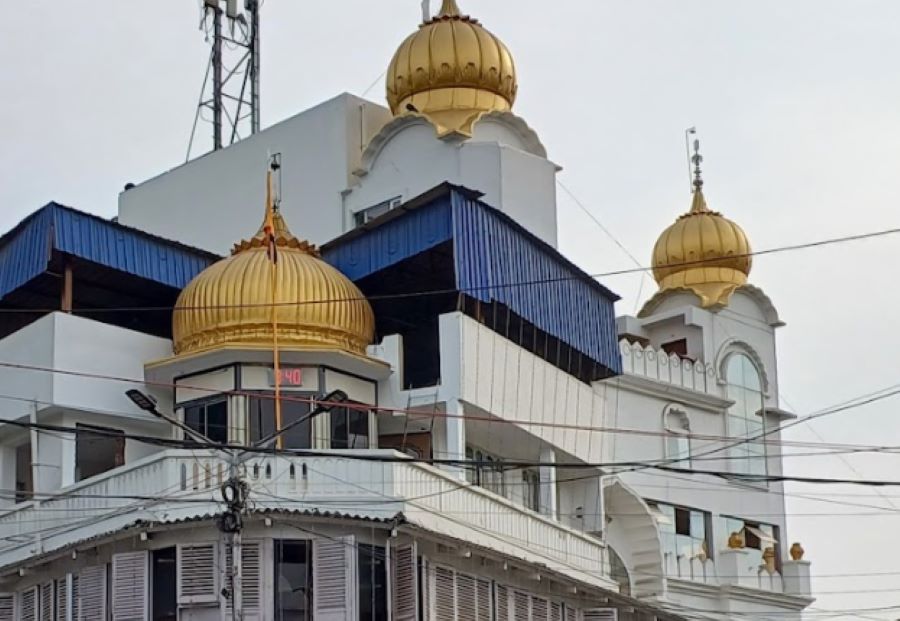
689, 138, 712, 214
438, 0, 462, 17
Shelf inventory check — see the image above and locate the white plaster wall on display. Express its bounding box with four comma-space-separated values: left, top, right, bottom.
118, 94, 391, 253
0, 314, 56, 422
51, 313, 173, 420
346, 122, 559, 247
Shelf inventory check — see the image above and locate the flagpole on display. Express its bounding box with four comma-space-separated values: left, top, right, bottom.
265, 165, 283, 450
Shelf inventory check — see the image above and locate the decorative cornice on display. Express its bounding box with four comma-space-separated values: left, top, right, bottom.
610, 373, 733, 413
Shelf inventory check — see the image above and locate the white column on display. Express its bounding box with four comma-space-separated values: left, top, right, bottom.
782, 561, 812, 597
539, 447, 558, 520
442, 398, 467, 481
0, 445, 14, 509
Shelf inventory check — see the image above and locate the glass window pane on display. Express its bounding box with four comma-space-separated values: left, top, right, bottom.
275, 541, 311, 621
205, 401, 228, 444
358, 544, 387, 621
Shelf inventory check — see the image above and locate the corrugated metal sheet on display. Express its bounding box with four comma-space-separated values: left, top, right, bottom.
450, 192, 621, 374
0, 203, 217, 300
323, 186, 622, 374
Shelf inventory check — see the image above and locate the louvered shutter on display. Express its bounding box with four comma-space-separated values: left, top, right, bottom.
433, 567, 455, 621
512, 592, 529, 621
55, 579, 68, 621
582, 610, 617, 621
313, 536, 356, 621
531, 598, 548, 621
77, 567, 106, 621
224, 541, 263, 621
177, 544, 219, 605
39, 583, 53, 621
20, 587, 38, 621
494, 586, 509, 621
391, 542, 418, 621
549, 603, 562, 621
475, 579, 491, 621
563, 605, 576, 621
111, 552, 149, 621
456, 572, 475, 621
0, 595, 13, 621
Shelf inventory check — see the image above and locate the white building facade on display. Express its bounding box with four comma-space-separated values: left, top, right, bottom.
0, 1, 812, 620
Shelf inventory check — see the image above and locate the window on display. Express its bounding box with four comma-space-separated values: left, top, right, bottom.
152, 548, 177, 621
354, 197, 401, 227
15, 443, 32, 504
725, 354, 767, 477
75, 424, 125, 482
358, 544, 387, 621
274, 541, 313, 621
720, 516, 780, 570
649, 501, 711, 565
331, 406, 370, 449
465, 447, 505, 497
183, 400, 228, 444
663, 407, 691, 467
522, 470, 540, 512
249, 395, 312, 449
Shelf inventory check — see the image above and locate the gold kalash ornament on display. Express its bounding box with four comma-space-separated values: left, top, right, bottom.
650, 140, 753, 309
386, 0, 518, 137
172, 182, 375, 357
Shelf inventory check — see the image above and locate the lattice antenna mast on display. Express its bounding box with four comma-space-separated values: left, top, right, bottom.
187, 0, 261, 161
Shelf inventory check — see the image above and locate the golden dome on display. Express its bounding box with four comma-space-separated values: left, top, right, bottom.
651, 187, 753, 309
386, 0, 517, 136
173, 209, 375, 357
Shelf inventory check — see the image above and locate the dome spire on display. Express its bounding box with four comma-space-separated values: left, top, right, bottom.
690, 138, 711, 214
437, 0, 462, 17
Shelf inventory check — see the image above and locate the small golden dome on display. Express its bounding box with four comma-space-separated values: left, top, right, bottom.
386, 0, 517, 136
173, 209, 375, 357
651, 188, 752, 309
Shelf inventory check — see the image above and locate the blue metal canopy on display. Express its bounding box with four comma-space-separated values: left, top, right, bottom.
323, 184, 622, 376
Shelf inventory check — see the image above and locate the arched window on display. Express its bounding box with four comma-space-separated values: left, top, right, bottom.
663, 407, 691, 467
725, 354, 767, 477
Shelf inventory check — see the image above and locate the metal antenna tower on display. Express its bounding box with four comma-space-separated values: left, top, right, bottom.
187, 0, 261, 161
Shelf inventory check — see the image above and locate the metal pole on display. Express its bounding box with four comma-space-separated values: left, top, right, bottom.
229, 455, 243, 621
212, 5, 224, 149
249, 0, 261, 134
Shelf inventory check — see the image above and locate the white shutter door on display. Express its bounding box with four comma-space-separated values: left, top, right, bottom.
313, 536, 356, 621
71, 576, 79, 621
549, 603, 562, 621
224, 541, 263, 621
178, 544, 219, 605
563, 605, 576, 621
55, 579, 68, 621
494, 586, 509, 621
391, 542, 418, 621
531, 598, 548, 621
39, 583, 53, 621
582, 610, 617, 621
112, 552, 149, 621
475, 579, 491, 621
0, 595, 12, 621
20, 587, 38, 621
432, 566, 455, 621
512, 592, 529, 621
77, 567, 106, 621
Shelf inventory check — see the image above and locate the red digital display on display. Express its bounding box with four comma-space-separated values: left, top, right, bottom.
268, 367, 303, 387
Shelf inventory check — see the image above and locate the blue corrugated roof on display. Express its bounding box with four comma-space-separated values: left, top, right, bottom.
0, 203, 218, 300
323, 185, 622, 375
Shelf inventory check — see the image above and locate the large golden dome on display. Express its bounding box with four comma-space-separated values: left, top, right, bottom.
651, 185, 752, 309
173, 210, 375, 357
386, 0, 517, 136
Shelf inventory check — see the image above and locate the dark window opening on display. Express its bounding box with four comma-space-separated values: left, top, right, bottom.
75, 424, 125, 482
184, 400, 228, 444
358, 544, 387, 621
15, 443, 33, 504
661, 339, 689, 359
274, 540, 313, 621
331, 406, 370, 449
674, 507, 691, 536
401, 318, 442, 390
152, 547, 177, 621
249, 395, 313, 449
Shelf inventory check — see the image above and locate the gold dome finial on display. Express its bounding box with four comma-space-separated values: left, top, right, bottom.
437, 0, 462, 17
172, 162, 375, 357
387, 0, 517, 136
649, 140, 753, 309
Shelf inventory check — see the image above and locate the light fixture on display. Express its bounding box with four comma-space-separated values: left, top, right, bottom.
126, 389, 158, 413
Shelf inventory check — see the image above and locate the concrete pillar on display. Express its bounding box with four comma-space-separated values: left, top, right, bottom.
539, 447, 558, 520
782, 561, 812, 597
717, 549, 758, 589
442, 398, 467, 480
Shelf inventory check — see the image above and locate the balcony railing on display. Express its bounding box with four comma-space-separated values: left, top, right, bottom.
0, 449, 612, 590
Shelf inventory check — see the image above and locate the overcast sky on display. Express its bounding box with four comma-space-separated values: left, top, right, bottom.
3, 1, 900, 617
